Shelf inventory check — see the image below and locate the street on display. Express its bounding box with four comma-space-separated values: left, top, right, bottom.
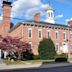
0, 65, 72, 72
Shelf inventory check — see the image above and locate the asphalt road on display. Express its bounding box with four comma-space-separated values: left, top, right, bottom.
0, 65, 72, 72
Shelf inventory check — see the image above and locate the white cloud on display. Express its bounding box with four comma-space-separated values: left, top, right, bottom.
0, 15, 3, 24
65, 18, 72, 24
41, 4, 48, 10
0, 14, 3, 20
66, 19, 69, 22
55, 14, 63, 19
11, 0, 48, 20
0, 0, 2, 8
0, 0, 2, 4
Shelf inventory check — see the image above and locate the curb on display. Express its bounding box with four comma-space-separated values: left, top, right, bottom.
0, 62, 72, 70
40, 62, 72, 68
0, 63, 42, 70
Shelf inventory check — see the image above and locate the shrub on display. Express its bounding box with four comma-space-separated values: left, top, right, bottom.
34, 55, 40, 60
38, 38, 56, 60
55, 53, 68, 62
22, 51, 34, 60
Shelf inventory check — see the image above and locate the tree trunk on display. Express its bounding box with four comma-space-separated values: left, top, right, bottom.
18, 52, 21, 60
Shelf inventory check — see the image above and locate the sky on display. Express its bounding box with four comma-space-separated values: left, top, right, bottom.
0, 0, 72, 25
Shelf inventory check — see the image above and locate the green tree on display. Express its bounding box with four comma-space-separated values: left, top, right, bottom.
38, 38, 56, 59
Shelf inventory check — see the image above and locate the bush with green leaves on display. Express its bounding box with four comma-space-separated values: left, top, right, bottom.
38, 38, 56, 60
55, 53, 68, 62
34, 55, 40, 60
55, 53, 68, 59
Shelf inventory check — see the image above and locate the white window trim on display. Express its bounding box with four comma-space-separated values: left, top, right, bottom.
28, 28, 32, 39
47, 30, 50, 38
62, 42, 66, 46
38, 29, 42, 39
29, 42, 32, 48
55, 43, 59, 51
63, 32, 66, 41
70, 32, 72, 39
55, 31, 59, 40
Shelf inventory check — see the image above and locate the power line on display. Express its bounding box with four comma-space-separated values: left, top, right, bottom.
3, 16, 25, 21
0, 15, 26, 21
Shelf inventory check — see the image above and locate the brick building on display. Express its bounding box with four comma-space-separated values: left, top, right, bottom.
0, 1, 72, 56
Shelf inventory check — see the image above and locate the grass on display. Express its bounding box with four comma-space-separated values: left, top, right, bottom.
4, 59, 54, 65
4, 60, 25, 65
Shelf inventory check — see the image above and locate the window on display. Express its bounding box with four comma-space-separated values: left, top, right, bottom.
55, 43, 59, 51
51, 12, 53, 18
39, 31, 41, 38
38, 29, 42, 39
29, 30, 32, 38
70, 32, 72, 39
29, 42, 32, 48
63, 32, 66, 40
28, 28, 32, 38
47, 31, 50, 38
70, 45, 72, 50
55, 31, 58, 40
48, 13, 50, 17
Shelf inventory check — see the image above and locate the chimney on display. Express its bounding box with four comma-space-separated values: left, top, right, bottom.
34, 13, 40, 22
2, 0, 12, 36
68, 20, 72, 27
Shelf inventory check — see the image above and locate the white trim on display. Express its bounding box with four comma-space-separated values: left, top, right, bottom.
28, 28, 32, 39
62, 41, 68, 53
47, 30, 51, 38
63, 32, 66, 41
55, 31, 59, 40
70, 32, 72, 39
29, 42, 32, 48
55, 43, 59, 51
38, 29, 42, 39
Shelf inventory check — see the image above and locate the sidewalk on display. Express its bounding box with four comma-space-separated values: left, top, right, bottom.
0, 61, 72, 70
0, 63, 42, 70
40, 62, 72, 68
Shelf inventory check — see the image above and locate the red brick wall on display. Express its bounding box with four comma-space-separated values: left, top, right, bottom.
9, 24, 72, 55
34, 13, 40, 22
2, 4, 11, 36
9, 25, 23, 39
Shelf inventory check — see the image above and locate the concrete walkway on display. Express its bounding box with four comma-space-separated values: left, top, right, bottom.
0, 60, 72, 70
0, 59, 6, 69
0, 63, 42, 70
0, 59, 6, 65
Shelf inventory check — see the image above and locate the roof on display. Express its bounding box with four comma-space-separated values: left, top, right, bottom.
9, 20, 71, 33
25, 20, 68, 27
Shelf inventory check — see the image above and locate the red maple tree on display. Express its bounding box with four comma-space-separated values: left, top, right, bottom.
0, 36, 32, 59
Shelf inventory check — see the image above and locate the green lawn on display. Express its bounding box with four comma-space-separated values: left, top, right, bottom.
4, 59, 54, 65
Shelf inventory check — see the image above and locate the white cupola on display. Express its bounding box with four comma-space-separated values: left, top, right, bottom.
45, 5, 55, 24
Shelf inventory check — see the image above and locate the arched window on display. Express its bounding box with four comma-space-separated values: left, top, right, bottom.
51, 12, 53, 18
48, 13, 50, 17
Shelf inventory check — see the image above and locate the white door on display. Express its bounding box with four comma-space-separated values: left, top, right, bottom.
62, 42, 68, 53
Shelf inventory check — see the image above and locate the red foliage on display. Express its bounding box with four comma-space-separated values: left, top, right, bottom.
0, 36, 32, 53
